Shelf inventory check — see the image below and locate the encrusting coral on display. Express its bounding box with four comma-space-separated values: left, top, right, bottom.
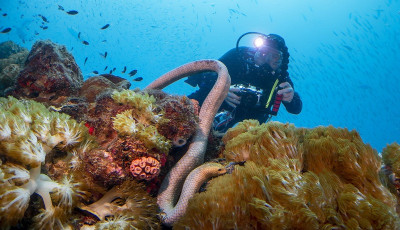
151, 92, 199, 147
0, 96, 93, 229
130, 156, 161, 181
174, 121, 400, 229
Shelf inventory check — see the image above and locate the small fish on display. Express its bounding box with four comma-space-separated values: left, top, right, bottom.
58, 5, 65, 11
66, 10, 78, 15
2, 13, 7, 17
128, 69, 137, 76
122, 66, 127, 73
38, 14, 49, 23
112, 67, 116, 71
104, 66, 108, 71
102, 40, 107, 43
109, 70, 113, 74
82, 40, 89, 45
41, 26, 48, 30
84, 57, 88, 65
133, 77, 143, 81
92, 70, 99, 74
101, 24, 110, 30
100, 51, 107, 58
78, 32, 81, 39
0, 27, 11, 33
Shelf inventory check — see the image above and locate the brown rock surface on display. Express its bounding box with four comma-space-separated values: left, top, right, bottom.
8, 40, 83, 104
79, 74, 131, 103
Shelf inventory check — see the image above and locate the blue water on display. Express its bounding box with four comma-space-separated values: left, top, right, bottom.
1, 0, 399, 152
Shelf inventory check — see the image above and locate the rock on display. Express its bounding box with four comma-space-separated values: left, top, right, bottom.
7, 40, 83, 105
0, 41, 29, 96
0, 64, 21, 96
79, 74, 131, 103
0, 41, 27, 59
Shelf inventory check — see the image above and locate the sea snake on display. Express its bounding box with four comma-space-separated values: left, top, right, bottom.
145, 59, 231, 225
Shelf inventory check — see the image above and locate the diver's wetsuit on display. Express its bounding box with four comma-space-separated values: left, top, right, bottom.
185, 47, 302, 131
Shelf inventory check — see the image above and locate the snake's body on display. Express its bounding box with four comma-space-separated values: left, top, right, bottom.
145, 60, 230, 226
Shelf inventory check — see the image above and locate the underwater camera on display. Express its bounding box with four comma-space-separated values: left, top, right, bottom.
230, 84, 263, 108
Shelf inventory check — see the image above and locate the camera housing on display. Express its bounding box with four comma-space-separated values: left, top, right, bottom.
230, 84, 263, 108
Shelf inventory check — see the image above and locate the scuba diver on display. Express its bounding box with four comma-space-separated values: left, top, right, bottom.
185, 32, 302, 132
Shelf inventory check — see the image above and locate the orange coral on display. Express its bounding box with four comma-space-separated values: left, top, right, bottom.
130, 156, 161, 181
174, 121, 400, 229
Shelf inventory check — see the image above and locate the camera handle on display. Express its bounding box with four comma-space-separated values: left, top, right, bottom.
270, 86, 283, 116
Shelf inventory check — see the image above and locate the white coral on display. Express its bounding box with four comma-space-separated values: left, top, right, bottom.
59, 121, 82, 147
54, 176, 86, 210
10, 116, 29, 137
0, 113, 11, 141
1, 163, 30, 184
0, 186, 31, 212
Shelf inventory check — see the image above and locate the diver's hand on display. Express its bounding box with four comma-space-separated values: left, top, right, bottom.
277, 82, 294, 103
225, 88, 241, 108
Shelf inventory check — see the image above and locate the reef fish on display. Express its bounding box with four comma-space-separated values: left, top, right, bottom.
84, 57, 88, 65
128, 69, 137, 76
82, 40, 89, 45
133, 77, 143, 81
122, 66, 127, 73
38, 14, 49, 23
100, 51, 107, 58
66, 10, 79, 15
92, 70, 99, 74
101, 24, 110, 30
0, 27, 11, 33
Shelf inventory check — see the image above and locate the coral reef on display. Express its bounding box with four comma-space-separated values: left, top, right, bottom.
111, 89, 171, 153
80, 89, 173, 189
0, 96, 92, 229
7, 40, 83, 105
174, 121, 400, 229
0, 96, 162, 229
0, 41, 29, 96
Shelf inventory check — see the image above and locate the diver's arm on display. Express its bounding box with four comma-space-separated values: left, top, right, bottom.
283, 92, 302, 114
280, 75, 302, 114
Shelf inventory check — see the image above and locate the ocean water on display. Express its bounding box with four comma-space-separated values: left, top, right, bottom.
0, 0, 399, 152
